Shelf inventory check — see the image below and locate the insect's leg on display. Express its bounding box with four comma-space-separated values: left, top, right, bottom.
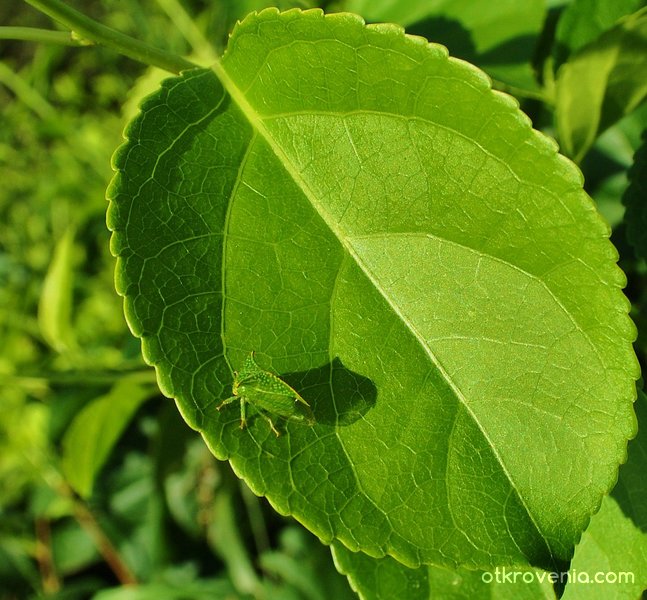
216, 396, 237, 411
262, 414, 281, 437
239, 398, 247, 429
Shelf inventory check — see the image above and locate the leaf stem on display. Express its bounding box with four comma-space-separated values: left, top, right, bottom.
153, 0, 217, 63
22, 0, 199, 73
0, 26, 84, 45
491, 78, 550, 103
35, 518, 60, 594
0, 61, 56, 120
24, 458, 138, 586
68, 487, 139, 585
208, 467, 264, 597
240, 481, 270, 555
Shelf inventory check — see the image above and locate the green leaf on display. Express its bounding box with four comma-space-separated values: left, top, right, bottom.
38, 227, 77, 353
560, 391, 647, 599
61, 378, 151, 497
581, 123, 639, 228
553, 0, 646, 67
107, 9, 638, 570
343, 0, 545, 90
332, 542, 555, 599
623, 130, 647, 259
555, 7, 647, 162
333, 393, 647, 598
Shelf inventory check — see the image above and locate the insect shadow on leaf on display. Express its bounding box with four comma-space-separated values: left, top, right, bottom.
286, 357, 378, 427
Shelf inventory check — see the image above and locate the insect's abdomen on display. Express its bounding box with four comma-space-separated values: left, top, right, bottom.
237, 364, 314, 424
245, 385, 302, 417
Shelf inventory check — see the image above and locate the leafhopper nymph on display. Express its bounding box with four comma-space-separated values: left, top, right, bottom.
217, 352, 315, 436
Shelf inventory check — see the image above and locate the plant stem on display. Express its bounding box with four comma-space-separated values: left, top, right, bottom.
0, 61, 56, 120
240, 481, 270, 555
0, 26, 84, 45
70, 493, 138, 585
28, 463, 138, 586
35, 518, 60, 594
208, 467, 264, 598
153, 0, 217, 63
22, 0, 199, 73
491, 78, 550, 103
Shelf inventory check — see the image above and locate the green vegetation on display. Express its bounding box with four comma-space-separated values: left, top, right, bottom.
1, 1, 647, 598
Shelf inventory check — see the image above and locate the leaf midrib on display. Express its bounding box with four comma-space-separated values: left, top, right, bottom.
349, 231, 603, 365
210, 56, 550, 551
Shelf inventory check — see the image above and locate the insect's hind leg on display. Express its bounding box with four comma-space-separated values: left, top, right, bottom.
240, 399, 247, 429
261, 413, 281, 437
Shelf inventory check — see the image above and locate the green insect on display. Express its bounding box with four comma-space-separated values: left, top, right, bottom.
217, 352, 314, 436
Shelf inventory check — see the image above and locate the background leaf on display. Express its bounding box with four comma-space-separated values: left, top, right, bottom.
61, 377, 152, 497
38, 227, 77, 353
553, 0, 647, 67
108, 9, 638, 572
555, 7, 647, 161
623, 129, 647, 259
342, 0, 545, 90
258, 527, 358, 600
579, 107, 647, 228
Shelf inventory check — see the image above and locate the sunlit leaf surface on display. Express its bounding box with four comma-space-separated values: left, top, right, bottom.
108, 9, 638, 570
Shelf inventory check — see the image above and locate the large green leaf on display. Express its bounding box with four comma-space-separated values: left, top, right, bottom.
332, 542, 555, 599
107, 9, 638, 570
344, 0, 544, 91
333, 393, 647, 599
560, 391, 647, 599
555, 7, 647, 162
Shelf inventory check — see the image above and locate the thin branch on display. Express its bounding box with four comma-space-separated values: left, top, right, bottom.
153, 0, 217, 63
70, 496, 138, 585
30, 467, 138, 586
35, 518, 60, 594
240, 481, 270, 556
23, 0, 199, 73
0, 26, 87, 45
0, 61, 56, 119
